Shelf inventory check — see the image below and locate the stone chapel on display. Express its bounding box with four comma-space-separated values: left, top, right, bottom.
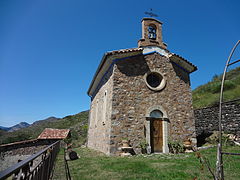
87, 17, 197, 155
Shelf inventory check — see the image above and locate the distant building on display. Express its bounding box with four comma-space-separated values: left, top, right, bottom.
87, 18, 197, 155
38, 128, 70, 140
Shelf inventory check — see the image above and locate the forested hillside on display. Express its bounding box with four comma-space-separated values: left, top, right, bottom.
192, 66, 240, 108
0, 110, 88, 146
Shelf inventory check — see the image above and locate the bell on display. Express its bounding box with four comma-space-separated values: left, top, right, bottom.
149, 33, 154, 39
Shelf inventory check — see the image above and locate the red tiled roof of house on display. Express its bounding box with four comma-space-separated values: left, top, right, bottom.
37, 128, 70, 140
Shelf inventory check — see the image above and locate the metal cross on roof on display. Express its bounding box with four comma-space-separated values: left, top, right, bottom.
144, 9, 158, 17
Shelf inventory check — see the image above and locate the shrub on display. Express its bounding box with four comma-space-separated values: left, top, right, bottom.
139, 140, 148, 154
168, 140, 184, 154
223, 80, 237, 91
200, 80, 237, 94
210, 81, 221, 93
212, 74, 220, 82
204, 131, 236, 146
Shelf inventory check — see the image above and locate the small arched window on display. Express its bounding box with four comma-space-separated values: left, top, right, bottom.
103, 90, 107, 125
148, 25, 156, 40
150, 110, 163, 118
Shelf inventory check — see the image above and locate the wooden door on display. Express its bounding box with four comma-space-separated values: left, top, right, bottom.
150, 119, 163, 152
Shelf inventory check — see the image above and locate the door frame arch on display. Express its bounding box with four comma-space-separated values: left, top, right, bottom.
145, 105, 169, 153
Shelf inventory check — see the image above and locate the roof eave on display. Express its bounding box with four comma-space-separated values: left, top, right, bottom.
169, 53, 198, 73
87, 53, 109, 96
87, 48, 143, 96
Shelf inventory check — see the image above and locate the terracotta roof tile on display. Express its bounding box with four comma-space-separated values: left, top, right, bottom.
37, 128, 70, 140
169, 53, 198, 72
172, 53, 197, 69
87, 48, 143, 96
88, 47, 197, 96
106, 48, 143, 55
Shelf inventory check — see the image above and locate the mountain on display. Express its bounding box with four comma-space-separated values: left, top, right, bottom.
32, 116, 60, 125
0, 126, 10, 131
0, 111, 89, 146
192, 66, 240, 108
0, 117, 60, 132
8, 122, 30, 132
0, 122, 30, 132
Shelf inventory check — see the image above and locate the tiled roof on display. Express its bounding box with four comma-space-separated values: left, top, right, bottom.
38, 128, 70, 139
105, 47, 143, 56
104, 48, 197, 71
170, 53, 198, 71
87, 48, 143, 96
87, 47, 197, 96
169, 53, 197, 73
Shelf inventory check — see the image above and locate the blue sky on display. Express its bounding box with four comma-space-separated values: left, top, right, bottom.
0, 0, 239, 127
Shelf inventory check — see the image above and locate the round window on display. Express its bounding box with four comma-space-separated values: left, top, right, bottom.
144, 71, 166, 91
146, 73, 162, 88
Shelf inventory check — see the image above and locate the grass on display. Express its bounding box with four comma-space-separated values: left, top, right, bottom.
52, 149, 66, 180
192, 66, 240, 109
53, 146, 240, 180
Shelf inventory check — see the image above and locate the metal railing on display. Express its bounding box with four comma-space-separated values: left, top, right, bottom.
216, 40, 240, 180
0, 140, 60, 180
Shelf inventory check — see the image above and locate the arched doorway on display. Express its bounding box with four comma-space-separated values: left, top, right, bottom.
145, 106, 169, 153
149, 110, 163, 153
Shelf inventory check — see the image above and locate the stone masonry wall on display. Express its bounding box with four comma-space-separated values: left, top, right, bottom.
194, 99, 240, 136
87, 66, 113, 155
110, 52, 196, 155
0, 139, 55, 171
